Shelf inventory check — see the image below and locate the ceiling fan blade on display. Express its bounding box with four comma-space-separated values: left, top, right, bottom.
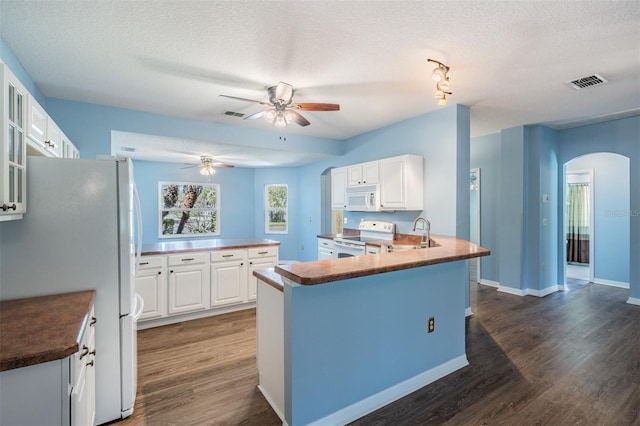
219, 94, 271, 106
287, 110, 311, 127
244, 110, 266, 121
212, 163, 235, 168
180, 164, 199, 169
291, 103, 340, 111
273, 82, 294, 104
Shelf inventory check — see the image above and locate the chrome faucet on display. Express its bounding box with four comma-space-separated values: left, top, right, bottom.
412, 216, 431, 246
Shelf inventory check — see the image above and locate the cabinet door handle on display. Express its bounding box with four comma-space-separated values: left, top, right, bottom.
222, 254, 234, 258
157, 271, 162, 275
249, 261, 253, 265
139, 262, 149, 266
90, 317, 97, 326
181, 258, 195, 262
86, 360, 94, 367
170, 270, 174, 273
89, 349, 96, 356
80, 345, 90, 359
258, 251, 268, 255
1, 204, 17, 211
240, 262, 244, 266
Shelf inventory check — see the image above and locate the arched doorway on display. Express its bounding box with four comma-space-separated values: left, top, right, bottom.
562, 153, 630, 291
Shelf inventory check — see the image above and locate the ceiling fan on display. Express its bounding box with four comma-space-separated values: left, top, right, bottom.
220, 81, 340, 128
181, 156, 234, 176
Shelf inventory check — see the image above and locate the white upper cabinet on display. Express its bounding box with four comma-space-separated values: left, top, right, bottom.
0, 63, 27, 220
331, 167, 348, 209
347, 161, 379, 187
379, 154, 424, 210
27, 96, 63, 157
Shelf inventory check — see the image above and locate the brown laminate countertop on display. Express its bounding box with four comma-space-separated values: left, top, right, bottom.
0, 290, 96, 372
252, 267, 284, 292
275, 235, 490, 285
141, 238, 280, 256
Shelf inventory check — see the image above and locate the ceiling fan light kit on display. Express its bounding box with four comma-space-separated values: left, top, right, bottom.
220, 82, 340, 129
428, 58, 452, 106
181, 155, 235, 176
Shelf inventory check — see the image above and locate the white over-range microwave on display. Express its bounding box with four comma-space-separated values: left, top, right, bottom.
345, 184, 382, 211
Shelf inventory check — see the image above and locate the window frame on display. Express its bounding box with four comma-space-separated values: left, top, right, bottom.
265, 184, 288, 234
158, 181, 220, 238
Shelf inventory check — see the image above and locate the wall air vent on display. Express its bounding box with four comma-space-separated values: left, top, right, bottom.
223, 111, 245, 118
566, 74, 608, 90
121, 147, 136, 152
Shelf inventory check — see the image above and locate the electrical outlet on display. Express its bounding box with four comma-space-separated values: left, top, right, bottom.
427, 317, 435, 333
344, 217, 348, 224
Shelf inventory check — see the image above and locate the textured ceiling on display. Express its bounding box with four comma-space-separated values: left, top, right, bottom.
1, 0, 639, 166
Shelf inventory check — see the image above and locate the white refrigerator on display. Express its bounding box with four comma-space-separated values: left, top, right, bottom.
0, 156, 143, 424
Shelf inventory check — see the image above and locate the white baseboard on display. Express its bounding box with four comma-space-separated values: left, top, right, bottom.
465, 307, 473, 317
627, 297, 640, 306
479, 279, 500, 288
136, 302, 255, 330
307, 355, 469, 426
593, 278, 630, 289
257, 385, 287, 425
497, 285, 526, 296
526, 285, 561, 297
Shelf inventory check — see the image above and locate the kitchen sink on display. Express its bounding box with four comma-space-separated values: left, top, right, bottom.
386, 240, 438, 252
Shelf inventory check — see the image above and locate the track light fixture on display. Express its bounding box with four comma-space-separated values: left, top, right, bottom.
428, 58, 452, 106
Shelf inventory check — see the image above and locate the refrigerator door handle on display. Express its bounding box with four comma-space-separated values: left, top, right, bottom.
133, 183, 143, 275
133, 293, 144, 321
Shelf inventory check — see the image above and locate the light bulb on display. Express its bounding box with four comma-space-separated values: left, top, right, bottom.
434, 90, 444, 98
274, 113, 286, 128
200, 166, 216, 176
438, 78, 450, 91
284, 110, 296, 124
264, 109, 277, 122
432, 66, 446, 82
437, 95, 447, 106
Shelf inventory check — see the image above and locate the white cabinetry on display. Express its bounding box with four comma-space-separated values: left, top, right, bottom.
135, 256, 167, 320
247, 247, 279, 301
210, 249, 247, 307
379, 154, 423, 210
71, 306, 97, 426
347, 161, 379, 186
167, 252, 210, 315
0, 63, 27, 220
331, 167, 347, 209
318, 238, 335, 260
0, 306, 96, 426
27, 96, 62, 157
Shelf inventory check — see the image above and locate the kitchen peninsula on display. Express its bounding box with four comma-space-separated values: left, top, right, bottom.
254, 236, 489, 425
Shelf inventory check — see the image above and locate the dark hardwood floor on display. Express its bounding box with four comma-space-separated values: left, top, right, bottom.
120, 280, 639, 425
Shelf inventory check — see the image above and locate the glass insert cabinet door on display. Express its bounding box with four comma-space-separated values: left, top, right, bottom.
1, 64, 27, 217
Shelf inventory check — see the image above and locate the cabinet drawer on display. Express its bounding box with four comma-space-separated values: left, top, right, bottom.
138, 256, 166, 269
210, 249, 246, 262
168, 252, 208, 266
247, 246, 278, 259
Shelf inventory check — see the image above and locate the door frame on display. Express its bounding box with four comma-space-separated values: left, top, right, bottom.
563, 167, 595, 284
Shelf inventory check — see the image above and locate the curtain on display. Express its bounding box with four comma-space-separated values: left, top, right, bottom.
566, 183, 590, 263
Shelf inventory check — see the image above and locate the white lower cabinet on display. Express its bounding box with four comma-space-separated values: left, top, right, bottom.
317, 238, 335, 260
247, 246, 279, 301
167, 252, 210, 315
136, 256, 167, 320
0, 305, 96, 426
210, 249, 247, 307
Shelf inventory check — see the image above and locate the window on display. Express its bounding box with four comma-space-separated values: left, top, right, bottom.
159, 182, 220, 238
265, 184, 288, 234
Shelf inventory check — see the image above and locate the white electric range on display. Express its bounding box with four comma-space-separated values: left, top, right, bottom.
333, 220, 395, 257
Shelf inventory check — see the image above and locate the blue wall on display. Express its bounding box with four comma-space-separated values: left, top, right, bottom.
0, 38, 45, 105
470, 133, 501, 283
471, 116, 639, 300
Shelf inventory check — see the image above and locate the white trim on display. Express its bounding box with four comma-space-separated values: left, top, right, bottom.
564, 168, 595, 284
136, 301, 255, 330
307, 355, 469, 426
465, 307, 473, 317
526, 285, 561, 297
257, 385, 286, 424
627, 297, 640, 306
479, 279, 500, 288
593, 278, 630, 289
497, 285, 526, 296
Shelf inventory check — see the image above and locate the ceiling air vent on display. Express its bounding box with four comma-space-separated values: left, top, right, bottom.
223, 111, 245, 118
566, 74, 608, 90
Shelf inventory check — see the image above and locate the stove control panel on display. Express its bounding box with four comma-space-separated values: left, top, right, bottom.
358, 220, 395, 234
